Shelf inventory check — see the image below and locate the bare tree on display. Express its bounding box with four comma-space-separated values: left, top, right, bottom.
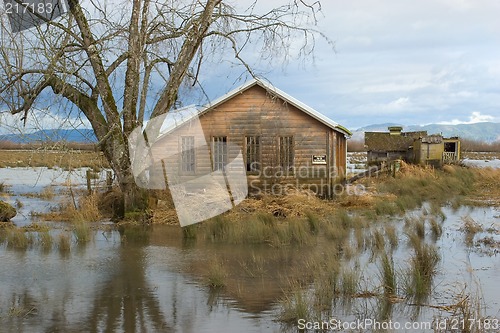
0, 0, 328, 213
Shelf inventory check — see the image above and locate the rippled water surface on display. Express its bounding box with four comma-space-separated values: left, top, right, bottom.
0, 167, 499, 332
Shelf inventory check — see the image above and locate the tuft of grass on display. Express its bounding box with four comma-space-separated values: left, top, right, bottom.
205, 258, 227, 288
323, 221, 348, 242
39, 186, 55, 200
460, 216, 483, 234
428, 217, 443, 240
379, 253, 396, 296
6, 228, 32, 249
73, 221, 91, 243
38, 231, 53, 251
371, 229, 385, 254
74, 193, 101, 223
395, 195, 421, 213
334, 208, 353, 228
58, 233, 71, 251
415, 218, 426, 239
385, 224, 399, 250
340, 267, 359, 297
447, 285, 487, 333
354, 228, 365, 251
404, 243, 440, 303
287, 218, 313, 245
182, 224, 197, 239
8, 305, 36, 317
206, 215, 231, 242
15, 199, 23, 209
460, 216, 483, 246
305, 211, 320, 235
279, 282, 310, 323
374, 200, 398, 216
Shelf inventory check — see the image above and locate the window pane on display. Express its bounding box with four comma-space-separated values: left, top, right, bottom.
279, 136, 294, 170
246, 136, 260, 171
213, 136, 227, 171
181, 136, 195, 172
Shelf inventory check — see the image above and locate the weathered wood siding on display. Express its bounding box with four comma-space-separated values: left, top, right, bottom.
414, 141, 444, 166
151, 85, 347, 195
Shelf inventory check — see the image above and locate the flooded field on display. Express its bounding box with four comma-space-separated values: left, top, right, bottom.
0, 167, 499, 332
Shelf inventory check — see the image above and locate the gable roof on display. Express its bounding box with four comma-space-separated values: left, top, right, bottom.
201, 78, 351, 137
157, 78, 351, 138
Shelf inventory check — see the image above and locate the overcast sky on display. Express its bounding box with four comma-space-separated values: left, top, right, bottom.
1, 0, 500, 134
204, 0, 500, 130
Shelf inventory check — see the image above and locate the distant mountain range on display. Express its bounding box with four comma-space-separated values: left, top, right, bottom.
0, 129, 96, 143
350, 122, 500, 143
0, 122, 498, 144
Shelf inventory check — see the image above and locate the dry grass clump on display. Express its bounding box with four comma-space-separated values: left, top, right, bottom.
257, 188, 333, 218
33, 192, 102, 224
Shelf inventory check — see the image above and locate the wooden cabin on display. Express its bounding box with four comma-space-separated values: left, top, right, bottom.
151, 79, 351, 197
365, 126, 460, 167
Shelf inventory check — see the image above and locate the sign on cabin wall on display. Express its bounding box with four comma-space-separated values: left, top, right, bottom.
312, 155, 327, 165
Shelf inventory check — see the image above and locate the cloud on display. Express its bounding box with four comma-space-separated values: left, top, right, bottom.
0, 109, 91, 135
387, 97, 410, 110
437, 111, 495, 125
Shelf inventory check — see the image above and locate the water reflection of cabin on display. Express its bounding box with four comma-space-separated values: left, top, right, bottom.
152, 79, 351, 197
365, 126, 461, 167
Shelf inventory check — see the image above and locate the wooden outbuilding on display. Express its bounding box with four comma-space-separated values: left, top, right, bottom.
151, 78, 351, 197
365, 126, 461, 167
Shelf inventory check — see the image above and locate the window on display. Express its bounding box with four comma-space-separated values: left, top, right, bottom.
246, 136, 260, 172
181, 136, 195, 173
212, 136, 227, 171
279, 136, 294, 170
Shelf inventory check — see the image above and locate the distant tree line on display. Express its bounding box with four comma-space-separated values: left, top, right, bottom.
0, 140, 97, 151
347, 138, 500, 153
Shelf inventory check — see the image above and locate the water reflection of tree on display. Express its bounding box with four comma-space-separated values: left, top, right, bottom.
85, 245, 172, 332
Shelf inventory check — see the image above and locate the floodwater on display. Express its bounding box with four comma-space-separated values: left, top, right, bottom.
0, 230, 282, 332
0, 167, 499, 332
